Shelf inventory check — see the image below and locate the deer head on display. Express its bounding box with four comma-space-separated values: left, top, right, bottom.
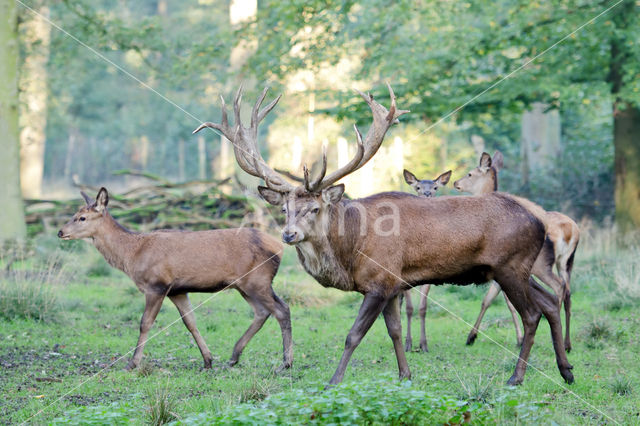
403, 169, 452, 198
194, 84, 408, 245
453, 151, 503, 195
58, 188, 110, 240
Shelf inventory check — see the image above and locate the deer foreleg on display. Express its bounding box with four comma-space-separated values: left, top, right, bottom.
403, 289, 414, 352
419, 284, 430, 352
329, 292, 387, 385
169, 293, 213, 369
383, 295, 411, 380
466, 281, 501, 345
127, 292, 165, 370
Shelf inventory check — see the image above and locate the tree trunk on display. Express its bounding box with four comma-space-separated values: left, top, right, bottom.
0, 0, 27, 240
614, 105, 640, 230
19, 5, 50, 199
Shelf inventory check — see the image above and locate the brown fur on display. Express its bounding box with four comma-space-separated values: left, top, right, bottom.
456, 152, 580, 352
207, 88, 573, 386
58, 188, 293, 371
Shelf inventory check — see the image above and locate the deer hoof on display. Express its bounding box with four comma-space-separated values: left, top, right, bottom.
466, 333, 477, 346
565, 341, 572, 353
561, 368, 575, 384
274, 362, 292, 374
203, 359, 213, 369
124, 362, 136, 371
404, 341, 412, 352
506, 375, 523, 386
419, 342, 428, 353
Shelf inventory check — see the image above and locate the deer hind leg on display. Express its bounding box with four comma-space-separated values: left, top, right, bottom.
169, 293, 213, 369
503, 293, 524, 346
329, 292, 387, 385
530, 277, 574, 383
558, 247, 576, 352
229, 289, 269, 367
419, 284, 430, 352
383, 294, 411, 380
466, 281, 501, 345
403, 289, 414, 352
267, 290, 293, 372
496, 278, 540, 386
127, 292, 165, 370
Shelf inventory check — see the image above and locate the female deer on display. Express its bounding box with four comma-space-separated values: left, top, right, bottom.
455, 152, 579, 351
58, 188, 293, 371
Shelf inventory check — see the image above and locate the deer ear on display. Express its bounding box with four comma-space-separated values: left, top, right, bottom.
492, 151, 504, 172
322, 184, 345, 204
403, 169, 418, 185
95, 187, 109, 212
80, 191, 93, 206
436, 170, 452, 186
258, 186, 285, 206
479, 152, 492, 171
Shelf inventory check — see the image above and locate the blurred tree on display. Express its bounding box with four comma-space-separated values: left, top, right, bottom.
241, 0, 638, 226
0, 0, 27, 240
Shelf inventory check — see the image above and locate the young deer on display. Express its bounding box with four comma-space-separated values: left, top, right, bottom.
454, 152, 579, 351
400, 169, 452, 352
194, 84, 573, 386
58, 188, 293, 371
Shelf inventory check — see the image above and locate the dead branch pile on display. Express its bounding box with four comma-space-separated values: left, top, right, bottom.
24, 171, 276, 236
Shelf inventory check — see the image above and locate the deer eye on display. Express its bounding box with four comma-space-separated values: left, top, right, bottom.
281, 207, 286, 214
79, 216, 86, 221
468, 173, 472, 177
312, 207, 320, 214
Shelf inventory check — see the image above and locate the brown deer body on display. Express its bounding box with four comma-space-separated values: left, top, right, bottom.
455, 152, 579, 351
194, 85, 573, 386
58, 188, 293, 371
400, 169, 452, 352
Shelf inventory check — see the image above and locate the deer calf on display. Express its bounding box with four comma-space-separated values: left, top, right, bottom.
58, 188, 293, 371
400, 169, 452, 352
454, 152, 579, 351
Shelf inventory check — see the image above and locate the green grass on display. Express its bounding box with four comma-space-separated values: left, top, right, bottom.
1, 231, 639, 424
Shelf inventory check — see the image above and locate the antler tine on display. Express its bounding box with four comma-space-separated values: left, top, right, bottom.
233, 85, 244, 133
314, 83, 408, 190
303, 164, 312, 191
308, 146, 327, 191
250, 87, 269, 131
257, 94, 282, 123
314, 124, 365, 190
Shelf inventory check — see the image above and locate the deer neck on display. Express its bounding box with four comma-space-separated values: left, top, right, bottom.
91, 213, 141, 274
473, 169, 499, 195
294, 203, 355, 291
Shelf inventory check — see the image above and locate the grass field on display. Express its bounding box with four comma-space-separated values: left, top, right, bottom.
1, 227, 639, 424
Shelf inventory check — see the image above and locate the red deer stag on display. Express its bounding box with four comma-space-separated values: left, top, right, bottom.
454, 151, 579, 351
193, 84, 573, 386
58, 188, 293, 371
400, 169, 452, 352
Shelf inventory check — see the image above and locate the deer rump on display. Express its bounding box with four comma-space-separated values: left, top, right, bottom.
315, 191, 546, 294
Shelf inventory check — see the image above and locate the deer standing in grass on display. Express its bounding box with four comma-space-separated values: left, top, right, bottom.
58, 188, 293, 371
400, 169, 452, 352
194, 84, 574, 386
454, 152, 579, 351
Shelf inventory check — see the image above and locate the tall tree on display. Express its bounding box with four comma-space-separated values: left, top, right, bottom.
0, 0, 27, 240
243, 0, 639, 227
19, 4, 51, 198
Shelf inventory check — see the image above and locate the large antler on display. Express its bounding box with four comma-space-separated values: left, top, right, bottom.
193, 86, 295, 192
305, 82, 409, 191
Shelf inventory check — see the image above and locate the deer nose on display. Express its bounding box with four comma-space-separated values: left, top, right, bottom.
453, 181, 460, 191
57, 230, 63, 238
282, 231, 298, 244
